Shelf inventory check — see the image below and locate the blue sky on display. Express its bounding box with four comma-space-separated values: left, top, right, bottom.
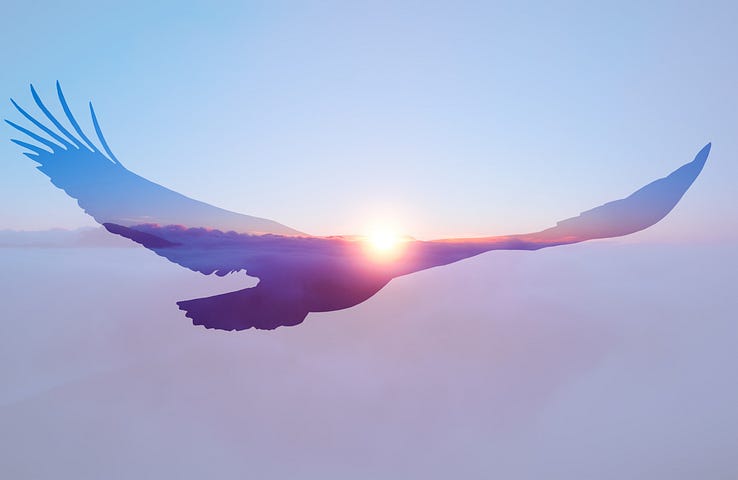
1, 0, 736, 240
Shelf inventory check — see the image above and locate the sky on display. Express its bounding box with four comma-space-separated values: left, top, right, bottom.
1, 0, 736, 240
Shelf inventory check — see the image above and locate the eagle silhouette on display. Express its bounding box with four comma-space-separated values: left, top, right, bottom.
6, 83, 709, 330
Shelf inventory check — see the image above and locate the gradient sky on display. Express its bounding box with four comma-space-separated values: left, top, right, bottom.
1, 3, 737, 478
1, 0, 736, 240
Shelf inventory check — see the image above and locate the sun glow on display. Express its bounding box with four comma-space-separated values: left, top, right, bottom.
369, 230, 400, 251
363, 228, 408, 261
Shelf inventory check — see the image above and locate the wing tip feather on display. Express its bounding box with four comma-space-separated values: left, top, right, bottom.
8, 82, 123, 167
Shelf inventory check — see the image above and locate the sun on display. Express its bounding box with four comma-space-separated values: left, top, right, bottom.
369, 230, 400, 252
363, 228, 407, 261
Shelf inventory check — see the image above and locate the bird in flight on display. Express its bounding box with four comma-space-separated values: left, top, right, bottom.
6, 83, 709, 330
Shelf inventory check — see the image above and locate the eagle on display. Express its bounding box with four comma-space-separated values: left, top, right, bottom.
6, 83, 709, 330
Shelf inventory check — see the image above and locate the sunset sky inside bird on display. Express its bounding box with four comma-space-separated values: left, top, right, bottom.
2, 71, 711, 330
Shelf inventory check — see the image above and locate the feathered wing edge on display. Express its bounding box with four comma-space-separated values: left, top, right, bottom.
6, 81, 122, 167
6, 83, 306, 237
426, 143, 710, 252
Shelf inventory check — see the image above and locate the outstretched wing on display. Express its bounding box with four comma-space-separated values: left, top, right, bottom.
394, 144, 711, 275
527, 143, 710, 244
6, 82, 304, 236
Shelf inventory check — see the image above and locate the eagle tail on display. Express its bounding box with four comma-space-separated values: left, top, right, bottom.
177, 286, 310, 331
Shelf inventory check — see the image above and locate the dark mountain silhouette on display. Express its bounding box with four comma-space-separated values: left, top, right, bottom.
6, 83, 709, 330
